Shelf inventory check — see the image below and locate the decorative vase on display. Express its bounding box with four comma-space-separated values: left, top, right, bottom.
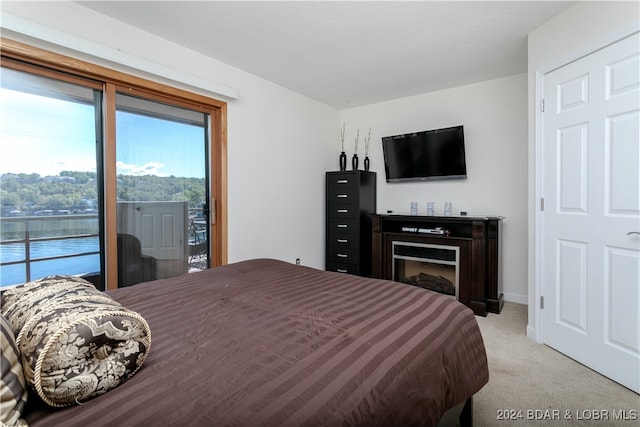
364, 156, 370, 171
352, 154, 359, 171
339, 151, 347, 171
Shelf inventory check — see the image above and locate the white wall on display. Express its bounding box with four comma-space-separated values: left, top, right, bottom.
0, 1, 338, 269
527, 1, 640, 339
340, 74, 529, 304
10, 1, 631, 310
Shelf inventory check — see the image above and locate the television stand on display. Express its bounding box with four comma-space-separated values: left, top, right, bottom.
371, 214, 503, 316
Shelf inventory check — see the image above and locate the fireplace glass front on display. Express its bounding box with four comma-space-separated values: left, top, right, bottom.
392, 241, 459, 299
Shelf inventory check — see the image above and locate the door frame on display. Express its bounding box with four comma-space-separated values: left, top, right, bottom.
532, 24, 640, 344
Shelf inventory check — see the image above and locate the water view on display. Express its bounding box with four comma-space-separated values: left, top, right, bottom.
1, 254, 100, 287
0, 230, 100, 287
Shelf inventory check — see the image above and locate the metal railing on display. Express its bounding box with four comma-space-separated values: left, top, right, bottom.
0, 214, 100, 285
1, 210, 209, 286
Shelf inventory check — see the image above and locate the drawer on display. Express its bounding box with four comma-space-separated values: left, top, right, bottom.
327, 233, 359, 251
327, 245, 359, 263
327, 174, 359, 191
327, 180, 358, 203
327, 188, 358, 204
327, 203, 359, 219
326, 261, 358, 275
327, 217, 359, 234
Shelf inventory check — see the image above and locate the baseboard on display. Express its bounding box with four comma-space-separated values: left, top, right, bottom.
502, 291, 527, 305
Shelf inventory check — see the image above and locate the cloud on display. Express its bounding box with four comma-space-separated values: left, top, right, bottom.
116, 161, 168, 177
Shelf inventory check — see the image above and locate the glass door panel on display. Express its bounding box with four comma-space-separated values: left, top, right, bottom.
115, 93, 209, 287
0, 67, 103, 288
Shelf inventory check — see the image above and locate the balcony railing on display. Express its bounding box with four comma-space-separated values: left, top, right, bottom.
0, 213, 100, 287
1, 212, 208, 287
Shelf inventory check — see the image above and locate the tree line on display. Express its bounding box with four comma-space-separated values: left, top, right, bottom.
0, 171, 206, 216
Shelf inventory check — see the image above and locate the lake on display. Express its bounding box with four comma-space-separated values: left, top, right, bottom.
0, 236, 100, 287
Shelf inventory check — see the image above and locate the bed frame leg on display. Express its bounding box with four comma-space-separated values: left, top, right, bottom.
459, 397, 473, 427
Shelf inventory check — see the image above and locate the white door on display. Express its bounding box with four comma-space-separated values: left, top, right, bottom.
542, 32, 640, 393
117, 201, 188, 278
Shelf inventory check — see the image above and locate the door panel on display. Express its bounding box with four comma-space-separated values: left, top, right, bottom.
117, 201, 188, 281
0, 66, 104, 288
556, 240, 588, 333
607, 112, 639, 214
605, 247, 639, 352
557, 124, 588, 213
115, 93, 209, 287
542, 32, 640, 393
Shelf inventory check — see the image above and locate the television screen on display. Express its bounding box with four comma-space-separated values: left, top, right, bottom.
382, 125, 467, 182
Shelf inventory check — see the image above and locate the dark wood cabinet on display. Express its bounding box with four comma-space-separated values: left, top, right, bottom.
371, 214, 503, 316
326, 171, 376, 276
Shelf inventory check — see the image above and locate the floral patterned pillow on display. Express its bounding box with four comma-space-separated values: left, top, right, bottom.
1, 276, 151, 407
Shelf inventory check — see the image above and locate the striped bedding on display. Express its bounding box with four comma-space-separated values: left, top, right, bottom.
23, 258, 488, 427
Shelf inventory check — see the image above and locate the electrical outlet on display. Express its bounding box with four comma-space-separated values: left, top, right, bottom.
295, 258, 300, 265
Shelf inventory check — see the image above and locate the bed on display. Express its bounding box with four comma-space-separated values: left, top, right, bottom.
7, 258, 488, 427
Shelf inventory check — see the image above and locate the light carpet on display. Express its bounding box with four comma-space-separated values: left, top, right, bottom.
473, 302, 639, 427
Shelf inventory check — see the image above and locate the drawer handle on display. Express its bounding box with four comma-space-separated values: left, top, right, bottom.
337, 269, 348, 273
337, 253, 348, 258
337, 194, 348, 198
337, 238, 348, 243
337, 209, 349, 213
337, 224, 348, 228
337, 180, 348, 184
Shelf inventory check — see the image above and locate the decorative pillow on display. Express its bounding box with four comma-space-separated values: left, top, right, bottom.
0, 275, 151, 407
1, 315, 28, 426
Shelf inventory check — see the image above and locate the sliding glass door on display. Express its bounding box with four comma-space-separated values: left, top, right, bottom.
115, 93, 210, 287
0, 67, 103, 287
1, 40, 226, 290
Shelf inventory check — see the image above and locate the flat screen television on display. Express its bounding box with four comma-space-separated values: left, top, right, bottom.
382, 125, 467, 182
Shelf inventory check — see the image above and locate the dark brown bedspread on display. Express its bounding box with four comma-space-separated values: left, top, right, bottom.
24, 258, 488, 427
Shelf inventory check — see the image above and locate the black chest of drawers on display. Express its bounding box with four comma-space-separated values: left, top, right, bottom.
325, 171, 376, 276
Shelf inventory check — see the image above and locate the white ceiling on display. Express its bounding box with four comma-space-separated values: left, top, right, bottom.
76, 1, 575, 108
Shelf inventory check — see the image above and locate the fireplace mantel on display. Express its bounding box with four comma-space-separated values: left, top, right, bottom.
371, 214, 503, 316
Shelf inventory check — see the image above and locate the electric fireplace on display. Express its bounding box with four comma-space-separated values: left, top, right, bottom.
392, 241, 459, 299
371, 214, 504, 316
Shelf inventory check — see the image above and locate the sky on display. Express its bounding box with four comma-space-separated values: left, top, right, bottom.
0, 88, 205, 179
